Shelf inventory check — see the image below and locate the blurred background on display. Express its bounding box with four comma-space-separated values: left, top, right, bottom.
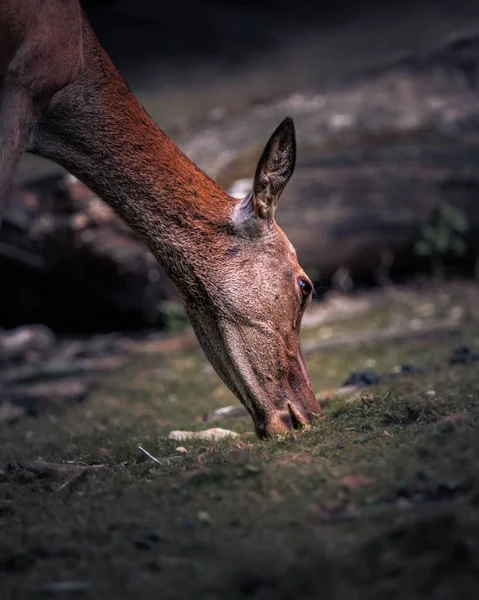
4, 5, 479, 594
2, 0, 479, 334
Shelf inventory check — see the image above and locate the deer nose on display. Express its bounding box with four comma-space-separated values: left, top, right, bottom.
254, 399, 320, 439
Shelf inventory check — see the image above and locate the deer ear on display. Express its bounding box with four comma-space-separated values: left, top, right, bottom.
231, 117, 296, 227
252, 117, 296, 222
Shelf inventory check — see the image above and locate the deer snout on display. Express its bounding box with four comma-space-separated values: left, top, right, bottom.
254, 393, 321, 439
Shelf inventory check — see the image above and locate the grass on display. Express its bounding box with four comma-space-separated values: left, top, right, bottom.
1, 282, 479, 599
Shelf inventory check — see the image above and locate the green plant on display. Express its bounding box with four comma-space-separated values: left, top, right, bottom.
414, 201, 469, 277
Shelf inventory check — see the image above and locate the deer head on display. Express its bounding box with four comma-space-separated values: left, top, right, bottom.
181, 118, 321, 438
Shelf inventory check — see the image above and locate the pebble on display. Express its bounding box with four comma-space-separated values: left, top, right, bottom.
343, 370, 381, 387
0, 402, 25, 425
197, 511, 211, 525
450, 346, 479, 364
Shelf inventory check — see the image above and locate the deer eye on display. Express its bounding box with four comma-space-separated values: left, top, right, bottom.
298, 279, 312, 306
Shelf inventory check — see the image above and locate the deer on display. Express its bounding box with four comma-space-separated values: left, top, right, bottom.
0, 0, 321, 439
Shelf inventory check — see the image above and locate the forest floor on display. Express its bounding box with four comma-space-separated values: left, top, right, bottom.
2, 281, 479, 599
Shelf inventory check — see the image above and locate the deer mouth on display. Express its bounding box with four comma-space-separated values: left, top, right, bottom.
186, 311, 321, 439
288, 401, 308, 429
253, 400, 320, 439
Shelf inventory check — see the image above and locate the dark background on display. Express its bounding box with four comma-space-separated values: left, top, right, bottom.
4, 0, 479, 332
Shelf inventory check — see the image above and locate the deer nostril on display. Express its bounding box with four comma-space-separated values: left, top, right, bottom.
254, 422, 268, 440
279, 412, 294, 429
288, 403, 305, 429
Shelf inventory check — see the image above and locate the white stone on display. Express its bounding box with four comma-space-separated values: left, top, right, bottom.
167, 428, 239, 442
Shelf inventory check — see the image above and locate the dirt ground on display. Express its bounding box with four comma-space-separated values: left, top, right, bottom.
2, 281, 479, 599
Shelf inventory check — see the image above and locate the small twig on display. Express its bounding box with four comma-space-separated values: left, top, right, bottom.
137, 445, 184, 466
65, 459, 90, 466
55, 468, 88, 492
138, 445, 162, 464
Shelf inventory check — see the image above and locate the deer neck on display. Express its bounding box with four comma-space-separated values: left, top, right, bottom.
29, 19, 233, 290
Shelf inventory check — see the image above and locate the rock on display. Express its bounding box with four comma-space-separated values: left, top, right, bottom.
197, 510, 211, 525
342, 371, 381, 387
167, 428, 240, 442
392, 364, 422, 375
0, 175, 176, 331
1, 355, 127, 386
0, 402, 25, 425
0, 330, 132, 426
203, 405, 249, 422
0, 325, 55, 362
1, 379, 94, 416
450, 345, 479, 364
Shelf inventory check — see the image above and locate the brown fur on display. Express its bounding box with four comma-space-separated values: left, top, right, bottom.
0, 0, 321, 438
